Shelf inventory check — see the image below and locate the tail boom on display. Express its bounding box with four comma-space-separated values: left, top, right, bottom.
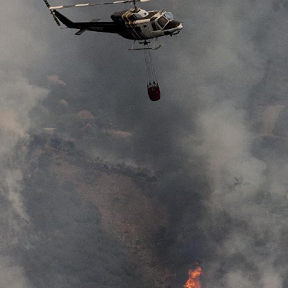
53, 11, 118, 34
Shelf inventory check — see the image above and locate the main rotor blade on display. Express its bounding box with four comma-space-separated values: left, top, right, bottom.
49, 0, 151, 10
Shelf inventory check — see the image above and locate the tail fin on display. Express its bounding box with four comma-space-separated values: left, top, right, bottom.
43, 0, 61, 26
53, 11, 76, 28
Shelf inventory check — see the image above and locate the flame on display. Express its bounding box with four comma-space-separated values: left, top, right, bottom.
184, 265, 203, 288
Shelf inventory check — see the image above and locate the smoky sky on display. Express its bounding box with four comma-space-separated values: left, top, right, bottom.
2, 0, 288, 287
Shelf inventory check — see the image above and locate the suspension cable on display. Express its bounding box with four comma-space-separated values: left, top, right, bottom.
144, 43, 158, 85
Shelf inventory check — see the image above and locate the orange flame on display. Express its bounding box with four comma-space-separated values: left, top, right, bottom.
184, 265, 203, 288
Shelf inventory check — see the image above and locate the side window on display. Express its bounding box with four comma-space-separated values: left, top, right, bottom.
152, 22, 158, 31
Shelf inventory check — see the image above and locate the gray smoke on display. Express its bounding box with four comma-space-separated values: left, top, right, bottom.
0, 1, 48, 287
184, 1, 288, 287
99, 0, 288, 286
2, 0, 288, 287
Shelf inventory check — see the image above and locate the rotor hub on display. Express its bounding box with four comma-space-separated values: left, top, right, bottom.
130, 8, 149, 19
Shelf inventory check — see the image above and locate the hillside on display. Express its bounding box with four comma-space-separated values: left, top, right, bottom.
22, 134, 176, 288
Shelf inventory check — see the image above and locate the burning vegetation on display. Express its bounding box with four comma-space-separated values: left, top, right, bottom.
183, 264, 203, 288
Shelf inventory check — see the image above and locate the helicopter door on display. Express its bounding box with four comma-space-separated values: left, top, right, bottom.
151, 22, 158, 31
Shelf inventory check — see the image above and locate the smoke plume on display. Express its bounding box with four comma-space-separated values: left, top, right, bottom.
2, 0, 288, 287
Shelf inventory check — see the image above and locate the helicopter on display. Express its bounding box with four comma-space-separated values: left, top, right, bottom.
43, 0, 183, 50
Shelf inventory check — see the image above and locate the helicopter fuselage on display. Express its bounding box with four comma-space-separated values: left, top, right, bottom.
110, 8, 183, 40
53, 8, 183, 41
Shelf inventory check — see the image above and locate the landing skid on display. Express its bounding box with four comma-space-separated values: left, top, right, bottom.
129, 45, 161, 51
129, 39, 161, 51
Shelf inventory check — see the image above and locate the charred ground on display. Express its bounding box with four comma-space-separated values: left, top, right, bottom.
15, 133, 207, 288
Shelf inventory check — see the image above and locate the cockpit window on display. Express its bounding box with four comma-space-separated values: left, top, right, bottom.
157, 16, 169, 28
164, 12, 174, 20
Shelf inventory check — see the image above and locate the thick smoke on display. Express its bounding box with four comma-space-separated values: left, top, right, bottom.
3, 0, 288, 287
0, 1, 48, 287
187, 1, 288, 287
95, 0, 288, 286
